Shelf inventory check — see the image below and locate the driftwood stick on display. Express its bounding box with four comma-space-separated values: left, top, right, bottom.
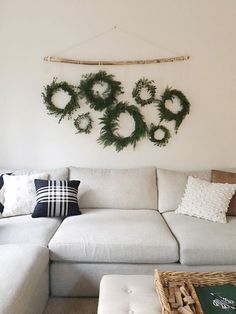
44, 55, 190, 66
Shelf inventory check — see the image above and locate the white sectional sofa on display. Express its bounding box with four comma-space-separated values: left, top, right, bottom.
0, 166, 236, 313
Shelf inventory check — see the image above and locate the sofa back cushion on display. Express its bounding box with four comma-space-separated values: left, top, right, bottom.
157, 168, 211, 213
69, 167, 157, 209
13, 167, 69, 180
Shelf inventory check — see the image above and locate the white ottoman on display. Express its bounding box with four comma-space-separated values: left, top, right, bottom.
97, 275, 162, 314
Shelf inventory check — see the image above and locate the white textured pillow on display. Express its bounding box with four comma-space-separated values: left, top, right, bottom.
2, 173, 48, 217
175, 176, 236, 223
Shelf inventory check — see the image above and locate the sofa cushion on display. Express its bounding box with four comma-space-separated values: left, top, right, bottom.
163, 212, 236, 265
0, 244, 49, 314
69, 167, 157, 210
0, 172, 12, 213
175, 176, 236, 223
49, 209, 179, 263
2, 173, 48, 217
32, 179, 81, 217
211, 169, 236, 216
13, 167, 69, 180
0, 214, 61, 246
157, 168, 211, 213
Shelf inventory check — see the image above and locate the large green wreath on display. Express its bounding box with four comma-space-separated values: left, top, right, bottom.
157, 87, 190, 132
98, 102, 147, 151
42, 78, 79, 123
149, 123, 171, 147
132, 78, 156, 106
79, 71, 123, 111
74, 112, 93, 134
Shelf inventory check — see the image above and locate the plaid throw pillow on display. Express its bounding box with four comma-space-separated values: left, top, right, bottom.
32, 179, 81, 218
0, 173, 12, 213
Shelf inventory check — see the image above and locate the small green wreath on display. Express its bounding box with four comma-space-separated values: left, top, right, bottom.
149, 123, 171, 147
98, 102, 147, 151
132, 78, 156, 106
42, 78, 79, 123
79, 71, 123, 111
157, 87, 190, 132
74, 112, 93, 134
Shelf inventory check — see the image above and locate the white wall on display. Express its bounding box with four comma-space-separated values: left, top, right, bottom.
0, 0, 236, 170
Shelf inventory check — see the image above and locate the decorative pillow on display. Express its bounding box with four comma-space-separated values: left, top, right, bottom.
2, 173, 48, 217
211, 169, 236, 216
32, 180, 81, 218
175, 176, 236, 223
0, 173, 12, 213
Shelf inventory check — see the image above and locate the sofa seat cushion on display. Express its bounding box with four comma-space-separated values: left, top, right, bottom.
49, 209, 179, 263
0, 214, 61, 246
0, 244, 49, 314
163, 212, 236, 265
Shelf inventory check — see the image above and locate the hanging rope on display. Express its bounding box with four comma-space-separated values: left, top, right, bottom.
44, 26, 190, 66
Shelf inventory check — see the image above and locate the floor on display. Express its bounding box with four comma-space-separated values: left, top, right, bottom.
44, 298, 98, 314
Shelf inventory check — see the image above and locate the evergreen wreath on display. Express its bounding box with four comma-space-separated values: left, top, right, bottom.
149, 123, 171, 147
157, 87, 190, 132
132, 78, 156, 106
42, 78, 79, 123
79, 71, 123, 111
98, 102, 147, 151
74, 112, 93, 134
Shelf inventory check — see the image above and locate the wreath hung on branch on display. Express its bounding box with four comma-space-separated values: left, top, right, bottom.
157, 87, 190, 132
149, 123, 171, 147
42, 78, 79, 123
98, 102, 147, 152
132, 78, 156, 106
79, 71, 123, 111
74, 112, 93, 134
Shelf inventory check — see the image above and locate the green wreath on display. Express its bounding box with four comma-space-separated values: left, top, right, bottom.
42, 78, 79, 123
79, 71, 123, 111
98, 102, 147, 151
74, 112, 93, 134
132, 78, 156, 106
157, 87, 190, 132
149, 123, 171, 147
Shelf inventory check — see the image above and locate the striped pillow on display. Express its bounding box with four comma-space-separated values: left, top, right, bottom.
32, 180, 81, 218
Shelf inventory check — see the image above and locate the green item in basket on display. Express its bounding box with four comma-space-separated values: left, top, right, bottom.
195, 284, 236, 313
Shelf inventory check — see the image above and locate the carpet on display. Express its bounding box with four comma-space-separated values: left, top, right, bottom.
44, 297, 98, 314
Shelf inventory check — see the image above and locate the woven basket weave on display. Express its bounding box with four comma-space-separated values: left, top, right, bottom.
155, 270, 236, 314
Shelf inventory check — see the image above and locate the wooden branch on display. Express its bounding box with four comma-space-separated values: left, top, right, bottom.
44, 55, 190, 66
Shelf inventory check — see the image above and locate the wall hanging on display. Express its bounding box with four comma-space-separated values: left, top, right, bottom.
44, 26, 190, 66
42, 71, 191, 151
43, 26, 190, 151
41, 78, 79, 122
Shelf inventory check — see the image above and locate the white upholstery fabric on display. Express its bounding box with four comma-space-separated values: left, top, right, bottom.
163, 212, 236, 265
13, 167, 69, 180
0, 214, 61, 246
98, 275, 161, 314
0, 244, 49, 314
50, 262, 236, 297
49, 209, 178, 263
69, 167, 157, 209
176, 176, 236, 223
157, 168, 211, 213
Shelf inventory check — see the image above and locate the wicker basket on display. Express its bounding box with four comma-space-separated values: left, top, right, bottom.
155, 270, 236, 314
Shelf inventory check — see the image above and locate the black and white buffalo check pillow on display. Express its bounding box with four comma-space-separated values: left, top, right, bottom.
32, 179, 81, 218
